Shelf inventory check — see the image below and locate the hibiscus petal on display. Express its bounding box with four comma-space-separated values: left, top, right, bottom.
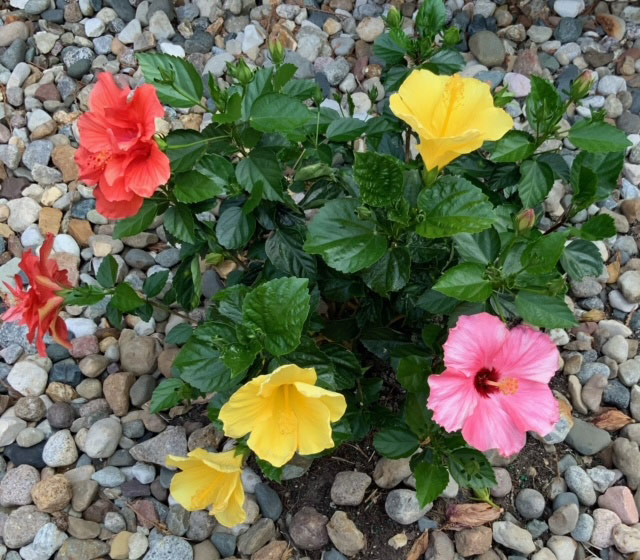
462, 395, 526, 457
501, 380, 559, 437
90, 71, 130, 114
94, 187, 144, 220
124, 142, 170, 198
444, 313, 509, 376
247, 411, 297, 468
129, 84, 166, 139
213, 481, 246, 528
428, 370, 478, 433
492, 325, 559, 383
418, 131, 484, 171
77, 113, 113, 153
219, 377, 266, 439
292, 382, 346, 422
169, 465, 217, 511
290, 388, 336, 456
258, 364, 317, 397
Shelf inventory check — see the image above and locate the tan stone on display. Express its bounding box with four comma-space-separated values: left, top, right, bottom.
194, 540, 221, 560
68, 218, 93, 246
251, 540, 289, 560
110, 531, 132, 560
39, 207, 62, 235
31, 475, 72, 513
0, 223, 14, 237
67, 516, 101, 539
53, 252, 80, 287
103, 371, 134, 416
46, 382, 78, 403
51, 144, 78, 182
326, 511, 366, 557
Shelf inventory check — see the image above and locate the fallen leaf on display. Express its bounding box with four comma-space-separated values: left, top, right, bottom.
405, 531, 429, 560
593, 409, 634, 431
443, 503, 503, 530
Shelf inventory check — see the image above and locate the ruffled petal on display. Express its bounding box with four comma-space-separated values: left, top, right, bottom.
443, 313, 509, 376
90, 72, 130, 114
501, 380, 559, 437
428, 370, 479, 433
124, 142, 170, 198
130, 83, 166, 138
461, 395, 526, 457
94, 186, 144, 220
290, 388, 336, 456
219, 376, 266, 439
493, 325, 559, 383
213, 479, 246, 528
257, 364, 317, 397
292, 382, 346, 422
77, 112, 112, 153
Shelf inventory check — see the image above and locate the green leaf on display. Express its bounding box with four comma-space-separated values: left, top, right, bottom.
111, 283, 145, 312
304, 198, 388, 273
113, 200, 159, 240
242, 277, 311, 356
414, 461, 449, 507
214, 285, 249, 323
256, 457, 283, 482
282, 78, 317, 99
560, 239, 603, 281
137, 53, 203, 108
272, 63, 298, 91
236, 148, 283, 201
404, 392, 431, 440
250, 93, 313, 133
265, 228, 317, 279
517, 159, 554, 207
143, 270, 169, 298
525, 76, 564, 136
295, 163, 335, 182
354, 152, 404, 207
173, 325, 235, 392
397, 355, 430, 393
361, 247, 410, 296
326, 118, 368, 142
571, 163, 598, 213
373, 425, 420, 459
63, 285, 106, 306
150, 379, 191, 413
216, 206, 255, 250
166, 130, 207, 173
490, 131, 536, 163
569, 119, 631, 153
521, 231, 568, 274
515, 291, 577, 328
373, 33, 406, 66
453, 229, 500, 265
97, 255, 118, 289
417, 0, 447, 35
417, 176, 495, 238
165, 323, 194, 345
164, 204, 196, 244
434, 263, 492, 302
242, 67, 273, 120
575, 214, 616, 241
424, 48, 465, 75
448, 448, 496, 490
173, 170, 225, 203
571, 151, 624, 205
195, 154, 235, 191
212, 92, 242, 124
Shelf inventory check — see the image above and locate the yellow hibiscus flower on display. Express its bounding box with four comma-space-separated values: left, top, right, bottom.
389, 69, 513, 171
165, 448, 246, 528
219, 364, 347, 468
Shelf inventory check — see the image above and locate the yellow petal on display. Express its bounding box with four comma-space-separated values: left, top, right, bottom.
293, 382, 347, 422
190, 448, 244, 472
418, 131, 483, 171
213, 478, 247, 528
165, 454, 204, 470
169, 465, 218, 511
466, 106, 514, 142
247, 392, 298, 467
219, 376, 266, 439
291, 389, 336, 456
258, 364, 317, 397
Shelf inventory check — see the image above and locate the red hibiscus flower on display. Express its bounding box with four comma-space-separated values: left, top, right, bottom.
1, 234, 72, 356
75, 72, 170, 220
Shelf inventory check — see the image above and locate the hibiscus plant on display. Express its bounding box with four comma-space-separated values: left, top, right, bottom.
3, 0, 633, 525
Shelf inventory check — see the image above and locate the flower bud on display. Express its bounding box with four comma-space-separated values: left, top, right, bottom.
515, 209, 535, 233
269, 40, 285, 66
235, 59, 254, 85
571, 70, 595, 101
386, 6, 402, 28
443, 27, 461, 47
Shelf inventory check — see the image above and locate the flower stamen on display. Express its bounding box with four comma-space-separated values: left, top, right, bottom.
486, 378, 519, 396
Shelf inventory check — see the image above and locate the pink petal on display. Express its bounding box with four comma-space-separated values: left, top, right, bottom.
493, 325, 559, 383
90, 72, 130, 114
444, 313, 509, 376
461, 395, 526, 457
501, 379, 559, 437
428, 370, 478, 433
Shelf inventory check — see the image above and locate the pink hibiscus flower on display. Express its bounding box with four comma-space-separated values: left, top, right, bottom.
428, 312, 560, 457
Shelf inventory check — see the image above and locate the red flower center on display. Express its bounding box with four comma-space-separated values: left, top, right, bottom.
474, 368, 519, 398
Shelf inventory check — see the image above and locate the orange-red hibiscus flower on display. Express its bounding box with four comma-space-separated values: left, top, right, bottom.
1, 234, 72, 356
75, 72, 170, 219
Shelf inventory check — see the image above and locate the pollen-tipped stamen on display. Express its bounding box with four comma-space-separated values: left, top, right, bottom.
485, 378, 519, 396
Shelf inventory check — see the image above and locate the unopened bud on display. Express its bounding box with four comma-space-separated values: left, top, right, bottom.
443, 27, 461, 47
269, 40, 285, 66
515, 209, 536, 233
386, 6, 402, 28
205, 253, 225, 266
235, 59, 254, 85
571, 70, 595, 101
